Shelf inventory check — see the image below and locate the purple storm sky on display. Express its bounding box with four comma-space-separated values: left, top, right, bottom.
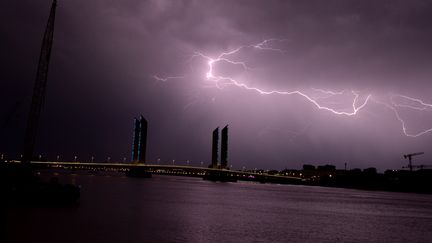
1, 0, 432, 171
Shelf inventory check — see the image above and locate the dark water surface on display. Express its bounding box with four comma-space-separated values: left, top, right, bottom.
7, 174, 432, 242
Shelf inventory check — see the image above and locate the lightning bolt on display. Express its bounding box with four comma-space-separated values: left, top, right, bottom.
393, 108, 432, 137
253, 38, 288, 53
311, 88, 344, 96
190, 39, 370, 116
380, 94, 432, 137
390, 94, 432, 111
154, 39, 432, 137
152, 75, 185, 82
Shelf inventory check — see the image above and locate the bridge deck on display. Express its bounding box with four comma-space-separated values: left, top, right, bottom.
8, 160, 303, 183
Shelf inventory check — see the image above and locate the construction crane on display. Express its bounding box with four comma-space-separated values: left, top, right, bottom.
403, 152, 424, 171
22, 0, 57, 163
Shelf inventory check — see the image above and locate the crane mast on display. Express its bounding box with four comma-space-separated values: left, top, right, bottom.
22, 0, 57, 162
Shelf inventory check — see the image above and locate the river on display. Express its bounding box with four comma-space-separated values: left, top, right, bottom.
6, 174, 432, 242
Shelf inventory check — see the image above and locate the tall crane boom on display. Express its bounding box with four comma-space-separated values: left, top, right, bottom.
23, 0, 57, 162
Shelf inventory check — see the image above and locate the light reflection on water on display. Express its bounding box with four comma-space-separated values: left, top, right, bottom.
7, 174, 432, 243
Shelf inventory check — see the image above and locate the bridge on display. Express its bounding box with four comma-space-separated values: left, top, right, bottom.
9, 160, 303, 184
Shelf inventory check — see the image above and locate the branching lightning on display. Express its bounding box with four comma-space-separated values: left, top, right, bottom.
152, 75, 185, 82
390, 94, 432, 111
153, 39, 432, 137
253, 38, 288, 53
382, 94, 432, 137
189, 39, 370, 116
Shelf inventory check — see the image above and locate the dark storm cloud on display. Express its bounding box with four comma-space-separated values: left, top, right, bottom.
1, 0, 432, 170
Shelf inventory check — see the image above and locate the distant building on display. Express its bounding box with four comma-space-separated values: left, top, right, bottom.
131, 115, 147, 163
303, 164, 316, 171
138, 116, 148, 163
221, 125, 228, 169
132, 118, 140, 162
317, 164, 336, 171
363, 167, 377, 175
211, 127, 219, 168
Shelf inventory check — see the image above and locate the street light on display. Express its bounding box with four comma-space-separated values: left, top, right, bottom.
74, 155, 78, 162
91, 156, 95, 163
107, 157, 111, 163
56, 155, 60, 162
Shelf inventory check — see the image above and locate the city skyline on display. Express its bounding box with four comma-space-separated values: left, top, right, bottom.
1, 0, 432, 171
